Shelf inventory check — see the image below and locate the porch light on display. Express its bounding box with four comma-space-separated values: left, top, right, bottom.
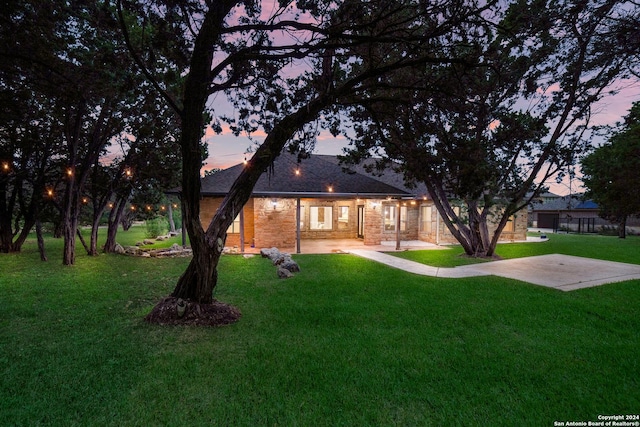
371, 201, 379, 209
271, 199, 278, 209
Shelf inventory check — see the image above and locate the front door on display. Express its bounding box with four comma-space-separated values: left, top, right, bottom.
357, 205, 365, 238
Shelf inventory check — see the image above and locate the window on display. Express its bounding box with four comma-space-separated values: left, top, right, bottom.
384, 205, 396, 231
338, 206, 349, 222
227, 214, 241, 234
310, 206, 332, 230
421, 206, 432, 233
383, 205, 407, 231
299, 206, 305, 229
504, 215, 515, 232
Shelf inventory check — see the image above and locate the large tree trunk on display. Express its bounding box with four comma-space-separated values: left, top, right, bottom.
62, 183, 80, 265
167, 0, 237, 304
88, 203, 107, 255
167, 202, 176, 233
62, 215, 78, 265
104, 196, 127, 252
618, 216, 627, 239
36, 218, 47, 261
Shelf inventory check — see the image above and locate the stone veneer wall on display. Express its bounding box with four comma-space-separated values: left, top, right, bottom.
252, 198, 297, 248
199, 197, 255, 248
199, 196, 528, 249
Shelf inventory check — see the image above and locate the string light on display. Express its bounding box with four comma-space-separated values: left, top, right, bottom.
294, 167, 301, 176
2, 162, 9, 171
66, 168, 73, 177
47, 189, 54, 197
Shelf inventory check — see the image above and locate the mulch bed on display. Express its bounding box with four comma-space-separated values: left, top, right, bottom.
144, 296, 242, 327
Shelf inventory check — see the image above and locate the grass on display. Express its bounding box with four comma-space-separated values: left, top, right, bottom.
1, 230, 639, 425
389, 233, 640, 267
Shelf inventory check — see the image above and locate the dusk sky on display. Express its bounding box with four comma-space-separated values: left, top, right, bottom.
202, 83, 640, 196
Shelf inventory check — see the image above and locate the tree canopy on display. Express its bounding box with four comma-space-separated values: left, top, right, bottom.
581, 102, 640, 238
338, 0, 640, 257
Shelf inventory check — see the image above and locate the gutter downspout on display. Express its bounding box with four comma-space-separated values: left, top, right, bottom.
436, 209, 440, 245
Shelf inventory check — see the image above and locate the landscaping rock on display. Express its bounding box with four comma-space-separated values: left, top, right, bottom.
114, 243, 125, 254
261, 247, 300, 277
143, 239, 155, 245
125, 246, 141, 256
277, 266, 294, 279
281, 259, 300, 273
260, 247, 280, 261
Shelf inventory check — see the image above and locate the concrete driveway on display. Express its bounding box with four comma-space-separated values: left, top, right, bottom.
348, 251, 640, 291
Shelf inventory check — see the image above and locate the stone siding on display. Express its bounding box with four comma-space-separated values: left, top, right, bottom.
200, 196, 528, 249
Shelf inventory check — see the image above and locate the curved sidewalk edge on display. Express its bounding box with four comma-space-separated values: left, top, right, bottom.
347, 250, 640, 292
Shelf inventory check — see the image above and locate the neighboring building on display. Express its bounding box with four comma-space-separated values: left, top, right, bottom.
193, 153, 528, 252
529, 194, 600, 231
529, 193, 640, 232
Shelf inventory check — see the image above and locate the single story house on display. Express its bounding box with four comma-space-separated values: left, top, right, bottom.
195, 153, 528, 252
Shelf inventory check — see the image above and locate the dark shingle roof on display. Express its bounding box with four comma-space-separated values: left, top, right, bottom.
530, 194, 599, 211
197, 153, 422, 199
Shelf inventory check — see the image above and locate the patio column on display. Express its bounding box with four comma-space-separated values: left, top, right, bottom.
396, 201, 401, 250
239, 208, 245, 253
296, 198, 301, 254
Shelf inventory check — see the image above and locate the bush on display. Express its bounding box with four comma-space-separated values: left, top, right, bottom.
145, 217, 168, 238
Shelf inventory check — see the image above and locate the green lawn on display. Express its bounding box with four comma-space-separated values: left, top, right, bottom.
1, 231, 638, 426
389, 233, 640, 267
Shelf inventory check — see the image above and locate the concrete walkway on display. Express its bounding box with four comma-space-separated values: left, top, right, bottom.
348, 250, 640, 291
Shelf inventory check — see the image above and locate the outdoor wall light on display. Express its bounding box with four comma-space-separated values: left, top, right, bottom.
271, 199, 278, 210
371, 201, 379, 209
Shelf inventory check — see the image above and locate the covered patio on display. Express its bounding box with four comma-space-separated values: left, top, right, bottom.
231, 238, 445, 255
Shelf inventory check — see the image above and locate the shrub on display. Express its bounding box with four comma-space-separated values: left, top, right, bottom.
145, 217, 168, 238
